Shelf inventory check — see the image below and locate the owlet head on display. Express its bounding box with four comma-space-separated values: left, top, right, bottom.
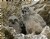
8, 15, 19, 24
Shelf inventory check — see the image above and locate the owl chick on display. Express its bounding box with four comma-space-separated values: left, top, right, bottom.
8, 15, 21, 34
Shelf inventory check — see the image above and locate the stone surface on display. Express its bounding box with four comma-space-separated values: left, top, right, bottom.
41, 26, 50, 36
32, 34, 48, 39
1, 0, 50, 39
0, 22, 49, 39
13, 33, 48, 39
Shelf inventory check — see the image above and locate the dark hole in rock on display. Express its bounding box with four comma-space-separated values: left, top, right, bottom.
20, 21, 27, 35
6, 0, 8, 1
35, 31, 41, 35
21, 24, 27, 35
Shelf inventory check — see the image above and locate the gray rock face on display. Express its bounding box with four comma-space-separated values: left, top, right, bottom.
14, 34, 24, 39
41, 26, 50, 36
14, 34, 48, 39
0, 25, 50, 39
32, 34, 48, 39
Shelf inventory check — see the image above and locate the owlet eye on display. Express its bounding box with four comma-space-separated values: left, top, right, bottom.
14, 19, 18, 22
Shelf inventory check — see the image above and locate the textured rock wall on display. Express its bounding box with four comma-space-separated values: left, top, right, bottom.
0, 25, 50, 39
0, 0, 50, 39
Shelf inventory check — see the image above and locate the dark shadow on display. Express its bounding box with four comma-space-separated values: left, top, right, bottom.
19, 21, 27, 35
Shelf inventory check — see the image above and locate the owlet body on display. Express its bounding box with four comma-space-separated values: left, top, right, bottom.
8, 15, 21, 34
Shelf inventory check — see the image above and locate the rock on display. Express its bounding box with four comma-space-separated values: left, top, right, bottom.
14, 34, 24, 39
47, 32, 50, 39
0, 25, 49, 39
0, 25, 15, 39
25, 34, 48, 39
30, 1, 39, 6
32, 34, 48, 39
22, 0, 39, 7
41, 26, 50, 36
35, 4, 46, 13
41, 26, 50, 39
14, 33, 48, 39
